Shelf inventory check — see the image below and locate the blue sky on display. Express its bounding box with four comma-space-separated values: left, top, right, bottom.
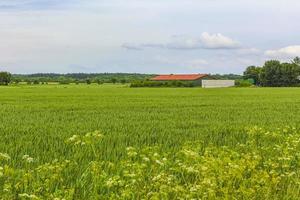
0, 0, 299, 74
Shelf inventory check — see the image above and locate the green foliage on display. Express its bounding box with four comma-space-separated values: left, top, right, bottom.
11, 73, 155, 85
243, 58, 300, 87
260, 60, 300, 87
235, 79, 253, 87
210, 73, 243, 80
86, 79, 91, 85
243, 66, 262, 85
59, 80, 71, 85
120, 79, 126, 84
33, 80, 39, 85
96, 79, 103, 85
0, 72, 12, 85
111, 78, 117, 84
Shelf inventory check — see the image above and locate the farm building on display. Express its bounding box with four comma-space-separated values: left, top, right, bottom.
150, 74, 210, 86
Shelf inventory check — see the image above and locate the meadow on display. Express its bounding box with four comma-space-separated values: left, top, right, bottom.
1, 85, 300, 199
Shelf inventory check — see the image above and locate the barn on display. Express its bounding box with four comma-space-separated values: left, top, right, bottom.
150, 74, 209, 86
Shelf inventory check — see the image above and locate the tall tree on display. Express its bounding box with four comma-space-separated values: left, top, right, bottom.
260, 60, 282, 86
0, 72, 12, 85
243, 66, 262, 85
259, 60, 300, 87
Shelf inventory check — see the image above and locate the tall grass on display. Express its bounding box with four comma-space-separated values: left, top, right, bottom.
1, 127, 300, 199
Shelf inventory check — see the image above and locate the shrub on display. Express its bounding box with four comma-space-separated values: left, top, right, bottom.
86, 79, 91, 85
59, 80, 70, 85
235, 79, 253, 87
33, 80, 40, 85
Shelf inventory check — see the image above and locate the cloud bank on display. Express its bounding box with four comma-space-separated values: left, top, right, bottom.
265, 46, 300, 58
122, 32, 241, 50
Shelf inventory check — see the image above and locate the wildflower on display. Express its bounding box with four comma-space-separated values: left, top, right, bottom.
127, 151, 138, 157
153, 153, 159, 157
67, 135, 78, 142
0, 166, 3, 177
22, 155, 34, 163
126, 147, 136, 151
142, 156, 150, 162
126, 147, 138, 157
0, 153, 11, 161
155, 160, 163, 166
201, 166, 208, 171
18, 193, 39, 199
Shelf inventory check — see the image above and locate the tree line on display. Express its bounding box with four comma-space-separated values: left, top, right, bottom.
0, 73, 154, 85
244, 57, 300, 87
1, 57, 300, 86
0, 72, 243, 86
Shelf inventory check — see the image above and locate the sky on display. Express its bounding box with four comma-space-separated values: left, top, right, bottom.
0, 0, 299, 74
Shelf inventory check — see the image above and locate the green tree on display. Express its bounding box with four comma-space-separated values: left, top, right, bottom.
280, 62, 300, 86
96, 79, 103, 85
111, 78, 117, 84
14, 79, 21, 84
260, 60, 282, 86
243, 66, 262, 85
120, 79, 126, 84
86, 79, 91, 85
33, 80, 39, 85
260, 60, 300, 87
0, 72, 12, 85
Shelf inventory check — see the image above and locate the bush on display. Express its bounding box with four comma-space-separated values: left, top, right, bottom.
33, 80, 40, 85
235, 79, 253, 87
86, 79, 91, 85
59, 80, 70, 85
96, 79, 104, 85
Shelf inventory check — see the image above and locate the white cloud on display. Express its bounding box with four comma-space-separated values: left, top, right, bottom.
122, 32, 241, 50
200, 32, 240, 49
265, 45, 300, 58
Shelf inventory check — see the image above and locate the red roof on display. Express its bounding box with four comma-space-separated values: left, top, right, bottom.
151, 74, 208, 81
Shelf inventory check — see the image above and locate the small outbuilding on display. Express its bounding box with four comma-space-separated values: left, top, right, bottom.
202, 80, 235, 88
151, 74, 210, 86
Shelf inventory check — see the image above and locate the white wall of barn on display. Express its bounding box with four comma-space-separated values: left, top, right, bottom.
202, 80, 235, 88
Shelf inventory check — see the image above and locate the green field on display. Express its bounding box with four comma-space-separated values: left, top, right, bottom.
1, 85, 300, 199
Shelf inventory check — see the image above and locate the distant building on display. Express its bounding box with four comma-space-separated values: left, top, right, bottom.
150, 74, 210, 86
202, 80, 235, 88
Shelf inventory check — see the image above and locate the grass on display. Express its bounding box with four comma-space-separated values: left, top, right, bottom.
1, 85, 300, 198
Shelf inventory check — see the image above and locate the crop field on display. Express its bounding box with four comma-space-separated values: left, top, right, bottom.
1, 85, 300, 199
